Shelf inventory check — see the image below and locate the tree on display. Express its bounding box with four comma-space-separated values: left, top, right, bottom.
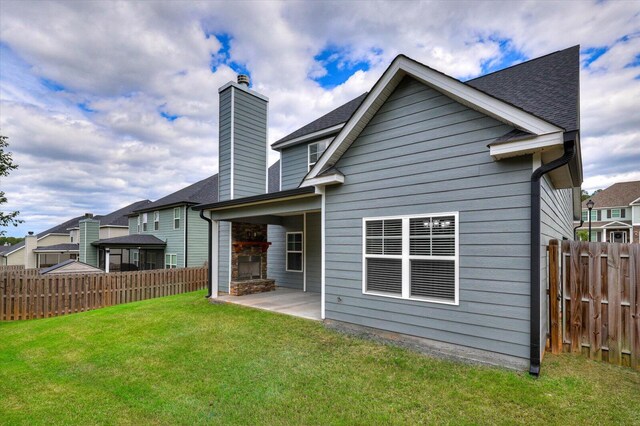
580, 189, 590, 201
1, 134, 23, 236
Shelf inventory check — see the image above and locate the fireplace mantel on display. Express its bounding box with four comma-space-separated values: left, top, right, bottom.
232, 241, 272, 253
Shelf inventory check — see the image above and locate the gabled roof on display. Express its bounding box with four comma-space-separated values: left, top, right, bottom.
466, 46, 579, 133
40, 259, 103, 275
274, 46, 579, 152
97, 200, 152, 226
134, 174, 219, 213
272, 93, 368, 149
582, 181, 640, 208
305, 50, 577, 183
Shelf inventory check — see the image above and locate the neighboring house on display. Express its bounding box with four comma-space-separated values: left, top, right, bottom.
194, 46, 583, 374
94, 175, 221, 271
0, 200, 151, 268
576, 180, 640, 243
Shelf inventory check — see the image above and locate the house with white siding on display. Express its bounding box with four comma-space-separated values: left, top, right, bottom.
193, 46, 583, 374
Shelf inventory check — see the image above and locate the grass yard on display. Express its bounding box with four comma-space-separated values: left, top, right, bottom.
1, 291, 639, 425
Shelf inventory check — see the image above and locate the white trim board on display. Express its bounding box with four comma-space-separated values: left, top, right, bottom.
304, 55, 562, 183
272, 124, 343, 150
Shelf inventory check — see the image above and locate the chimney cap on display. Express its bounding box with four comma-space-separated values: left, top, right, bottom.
28, 231, 34, 236
84, 213, 93, 219
237, 74, 250, 87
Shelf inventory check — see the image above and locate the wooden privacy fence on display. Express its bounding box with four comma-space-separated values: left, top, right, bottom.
0, 265, 26, 272
0, 266, 208, 321
548, 240, 639, 370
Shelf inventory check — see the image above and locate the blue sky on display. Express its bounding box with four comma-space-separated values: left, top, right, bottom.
1, 0, 639, 237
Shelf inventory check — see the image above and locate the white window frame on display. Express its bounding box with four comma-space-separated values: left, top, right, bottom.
173, 207, 181, 230
362, 212, 459, 306
137, 215, 141, 233
285, 232, 304, 272
308, 139, 331, 171
610, 208, 621, 219
154, 211, 160, 230
142, 213, 148, 232
165, 253, 177, 269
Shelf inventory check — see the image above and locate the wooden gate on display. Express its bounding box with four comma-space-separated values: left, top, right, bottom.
548, 240, 639, 370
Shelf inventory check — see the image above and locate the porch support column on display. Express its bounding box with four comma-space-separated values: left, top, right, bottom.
303, 212, 307, 292
211, 220, 219, 298
105, 248, 110, 273
319, 187, 326, 320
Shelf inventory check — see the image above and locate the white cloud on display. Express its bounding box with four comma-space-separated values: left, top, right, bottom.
1, 0, 639, 235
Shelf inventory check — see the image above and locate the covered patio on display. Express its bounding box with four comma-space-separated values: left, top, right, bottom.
218, 287, 321, 320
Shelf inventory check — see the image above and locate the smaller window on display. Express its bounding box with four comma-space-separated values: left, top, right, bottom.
154, 211, 160, 230
174, 208, 181, 229
70, 235, 74, 243
581, 211, 587, 221
142, 213, 148, 232
591, 210, 598, 221
610, 209, 621, 219
308, 139, 330, 170
137, 216, 141, 233
132, 251, 139, 267
286, 232, 303, 272
165, 253, 177, 269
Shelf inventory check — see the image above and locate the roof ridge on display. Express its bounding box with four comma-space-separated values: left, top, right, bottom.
465, 45, 579, 83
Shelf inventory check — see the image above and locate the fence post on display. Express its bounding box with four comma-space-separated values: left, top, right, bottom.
549, 240, 562, 354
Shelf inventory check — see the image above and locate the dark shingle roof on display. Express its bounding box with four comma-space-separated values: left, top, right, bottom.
97, 200, 152, 226
0, 215, 85, 255
582, 181, 640, 208
272, 93, 368, 147
135, 174, 219, 213
268, 160, 280, 193
466, 45, 579, 132
273, 46, 580, 149
33, 243, 79, 252
92, 234, 167, 246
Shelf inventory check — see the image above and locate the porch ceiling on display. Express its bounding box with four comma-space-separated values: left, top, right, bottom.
205, 193, 321, 222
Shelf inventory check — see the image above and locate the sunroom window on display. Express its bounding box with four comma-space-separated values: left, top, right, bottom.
363, 213, 458, 305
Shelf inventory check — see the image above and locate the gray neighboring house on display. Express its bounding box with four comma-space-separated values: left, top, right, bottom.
195, 46, 583, 374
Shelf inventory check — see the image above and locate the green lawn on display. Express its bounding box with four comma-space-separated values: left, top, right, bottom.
1, 291, 638, 425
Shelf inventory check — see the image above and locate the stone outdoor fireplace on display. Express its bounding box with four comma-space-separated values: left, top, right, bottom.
230, 222, 275, 296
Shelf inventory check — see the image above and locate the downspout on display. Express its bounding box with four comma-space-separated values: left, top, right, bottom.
184, 206, 189, 267
573, 220, 584, 240
529, 133, 576, 376
199, 209, 213, 298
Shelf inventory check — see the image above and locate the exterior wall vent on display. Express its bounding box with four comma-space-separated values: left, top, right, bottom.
237, 74, 250, 87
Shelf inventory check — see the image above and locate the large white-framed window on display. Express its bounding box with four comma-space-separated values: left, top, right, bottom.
286, 232, 303, 272
142, 213, 148, 232
165, 253, 177, 269
362, 212, 459, 305
609, 208, 621, 219
154, 211, 160, 230
173, 207, 181, 230
308, 139, 330, 170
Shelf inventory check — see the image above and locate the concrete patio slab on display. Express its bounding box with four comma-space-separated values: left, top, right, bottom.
217, 287, 321, 320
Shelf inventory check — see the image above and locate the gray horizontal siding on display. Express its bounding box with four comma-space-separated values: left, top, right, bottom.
187, 207, 208, 267
324, 76, 533, 361
233, 89, 268, 198
218, 88, 232, 201
267, 216, 303, 289
281, 143, 308, 190
218, 221, 230, 293
306, 212, 321, 293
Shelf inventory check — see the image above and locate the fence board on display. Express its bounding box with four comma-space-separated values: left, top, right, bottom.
0, 266, 208, 321
551, 239, 639, 370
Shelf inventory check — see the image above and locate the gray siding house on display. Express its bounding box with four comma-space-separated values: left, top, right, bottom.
194, 46, 583, 374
